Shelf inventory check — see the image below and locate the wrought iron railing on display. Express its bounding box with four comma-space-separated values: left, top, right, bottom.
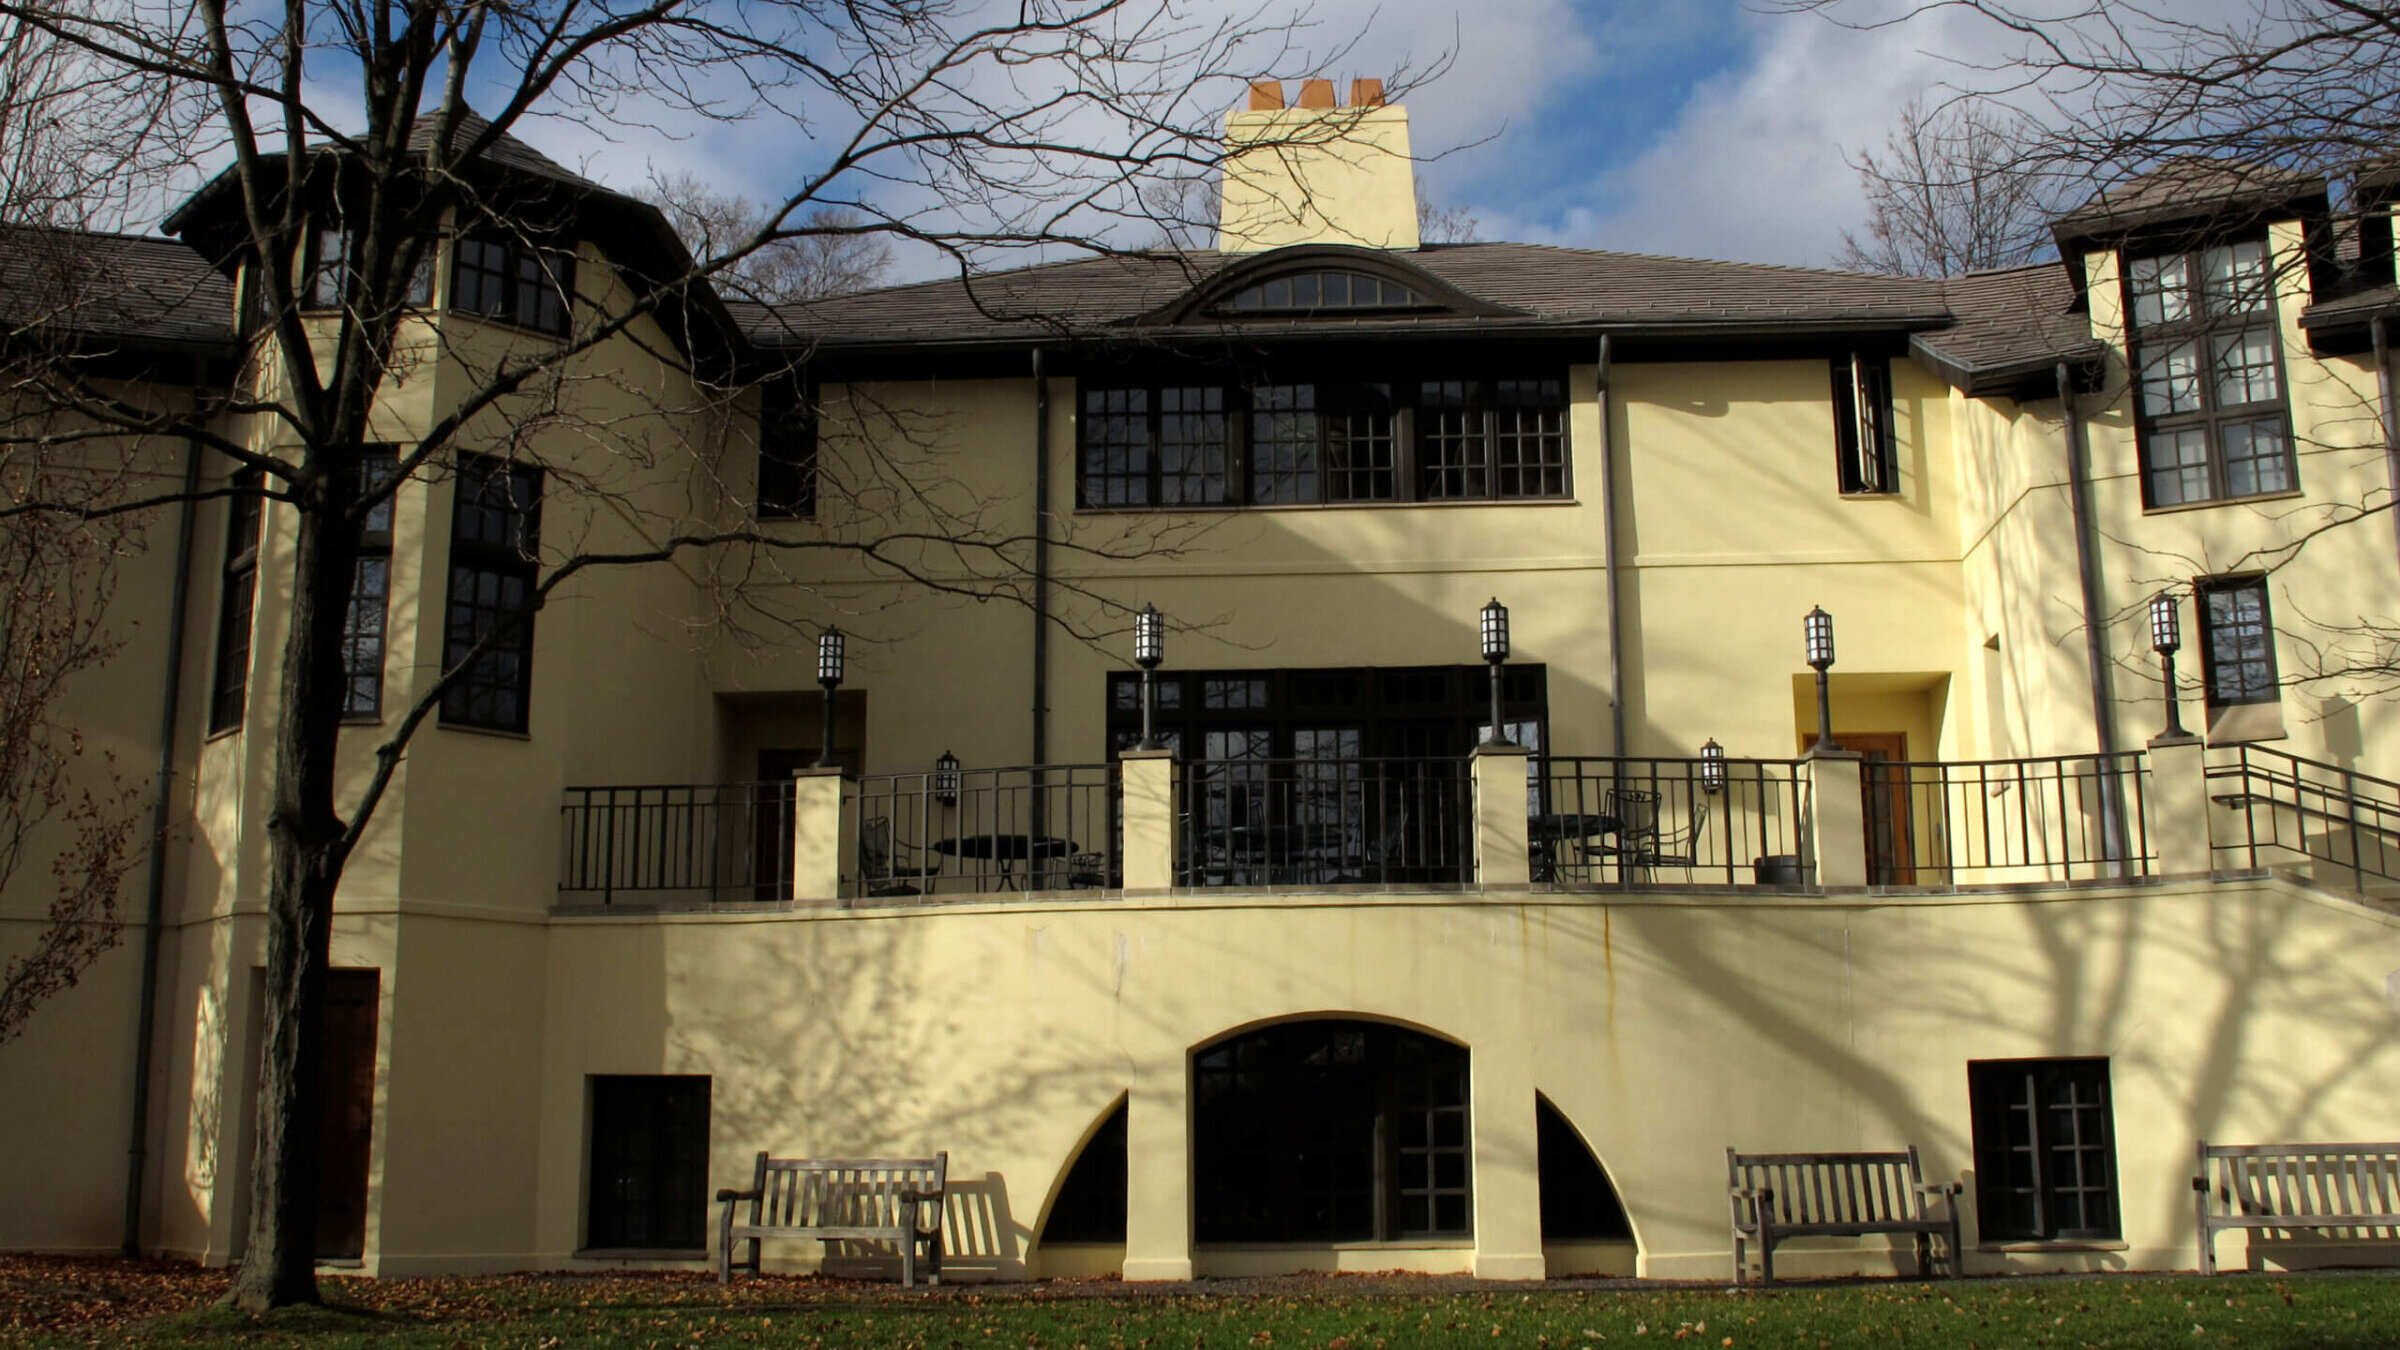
1536, 756, 1814, 886
850, 763, 1121, 899
559, 782, 794, 905
1872, 754, 2150, 884
1176, 756, 1474, 887
2205, 745, 2400, 892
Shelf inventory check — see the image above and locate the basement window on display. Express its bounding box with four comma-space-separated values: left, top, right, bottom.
1968, 1057, 2120, 1242
585, 1075, 710, 1251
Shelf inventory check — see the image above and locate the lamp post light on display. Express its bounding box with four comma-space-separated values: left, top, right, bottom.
2150, 590, 2192, 742
1480, 597, 1512, 746
1804, 604, 1840, 753
933, 750, 960, 806
1134, 603, 1166, 750
815, 627, 844, 769
1700, 737, 1727, 795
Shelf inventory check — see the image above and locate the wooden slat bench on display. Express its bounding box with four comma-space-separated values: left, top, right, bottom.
716, 1151, 947, 1287
2193, 1139, 2400, 1275
1725, 1146, 1963, 1284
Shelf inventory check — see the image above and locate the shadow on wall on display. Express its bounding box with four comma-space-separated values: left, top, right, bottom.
657, 917, 1127, 1281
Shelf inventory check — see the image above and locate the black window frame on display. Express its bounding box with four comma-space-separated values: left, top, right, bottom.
439, 454, 543, 733
1831, 353, 1898, 495
756, 379, 818, 519
585, 1074, 711, 1251
2196, 574, 2280, 708
302, 224, 435, 314
208, 470, 265, 734
448, 232, 576, 337
1967, 1057, 2120, 1243
340, 447, 400, 720
1077, 376, 1568, 509
1219, 268, 1433, 314
2122, 238, 2299, 510
1193, 1020, 1471, 1244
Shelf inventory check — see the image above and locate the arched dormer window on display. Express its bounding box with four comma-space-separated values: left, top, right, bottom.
1224, 269, 1426, 313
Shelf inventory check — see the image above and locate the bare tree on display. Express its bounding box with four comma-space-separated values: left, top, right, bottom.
1836, 96, 2058, 276
643, 174, 892, 302
1417, 194, 1480, 244
0, 0, 1426, 1312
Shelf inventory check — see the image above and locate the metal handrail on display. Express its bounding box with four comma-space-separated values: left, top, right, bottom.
1538, 756, 1813, 887
2206, 744, 2400, 891
1872, 752, 2151, 884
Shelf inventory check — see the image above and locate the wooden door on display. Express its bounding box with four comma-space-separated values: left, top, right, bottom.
315, 969, 379, 1261
1804, 731, 1915, 884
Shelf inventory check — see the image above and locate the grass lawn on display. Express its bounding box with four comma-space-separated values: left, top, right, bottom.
7, 1257, 2400, 1349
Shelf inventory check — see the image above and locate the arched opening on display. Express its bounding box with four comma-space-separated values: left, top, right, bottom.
1038, 1098, 1127, 1245
1536, 1094, 1633, 1242
1194, 1018, 1469, 1243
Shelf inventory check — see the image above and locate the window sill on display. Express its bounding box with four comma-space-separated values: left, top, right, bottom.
1076, 497, 1579, 516
450, 310, 572, 341
1837, 491, 1904, 501
341, 715, 384, 727
2143, 488, 2306, 516
437, 720, 533, 741
204, 723, 244, 744
1976, 1239, 2128, 1253
573, 1247, 708, 1260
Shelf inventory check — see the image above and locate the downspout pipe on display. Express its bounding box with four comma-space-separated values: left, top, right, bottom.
1031, 346, 1050, 774
2373, 317, 2400, 575
2058, 361, 2129, 867
121, 437, 204, 1255
1597, 336, 1627, 760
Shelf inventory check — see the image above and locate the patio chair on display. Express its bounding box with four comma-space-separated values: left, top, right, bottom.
859, 816, 938, 898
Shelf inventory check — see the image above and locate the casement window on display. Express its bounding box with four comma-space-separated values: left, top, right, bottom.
1968, 1057, 2120, 1242
439, 455, 542, 733
303, 226, 435, 312
585, 1075, 710, 1250
2197, 575, 2279, 707
2125, 240, 2298, 508
449, 234, 575, 336
1832, 354, 1898, 495
208, 472, 264, 734
341, 448, 399, 719
755, 381, 817, 519
1078, 377, 1567, 508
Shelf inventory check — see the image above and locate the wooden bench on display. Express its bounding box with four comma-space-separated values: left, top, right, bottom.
716, 1151, 947, 1287
2193, 1139, 2400, 1275
1725, 1146, 1963, 1284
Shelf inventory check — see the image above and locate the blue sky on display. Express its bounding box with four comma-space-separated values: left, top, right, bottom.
489, 0, 2028, 276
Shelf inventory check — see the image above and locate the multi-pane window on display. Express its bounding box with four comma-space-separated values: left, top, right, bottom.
1223, 270, 1426, 312
209, 472, 264, 734
756, 381, 816, 519
450, 234, 575, 336
1078, 377, 1564, 508
2126, 240, 2297, 508
2197, 576, 2279, 707
1968, 1057, 2120, 1242
1193, 1020, 1469, 1243
585, 1075, 710, 1250
1832, 354, 1897, 495
341, 448, 399, 718
303, 226, 434, 312
440, 455, 542, 733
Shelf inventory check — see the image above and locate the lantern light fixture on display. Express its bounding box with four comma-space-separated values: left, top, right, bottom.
1134, 604, 1167, 750
933, 750, 960, 806
2150, 590, 2193, 743
1803, 606, 1841, 754
1480, 598, 1513, 745
1700, 738, 1728, 794
814, 627, 844, 769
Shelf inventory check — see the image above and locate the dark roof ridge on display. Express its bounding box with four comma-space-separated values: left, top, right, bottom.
1403, 238, 1948, 286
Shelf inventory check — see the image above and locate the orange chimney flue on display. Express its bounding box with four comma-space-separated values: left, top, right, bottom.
1297, 78, 1337, 109
1248, 79, 1284, 110
1349, 78, 1385, 107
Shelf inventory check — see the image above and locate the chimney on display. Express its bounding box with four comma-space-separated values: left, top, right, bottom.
1217, 77, 1419, 254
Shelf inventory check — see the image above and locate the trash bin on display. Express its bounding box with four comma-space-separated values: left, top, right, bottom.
1752, 854, 1803, 885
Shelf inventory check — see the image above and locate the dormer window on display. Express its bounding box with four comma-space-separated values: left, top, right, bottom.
1225, 269, 1425, 313
2123, 238, 2297, 508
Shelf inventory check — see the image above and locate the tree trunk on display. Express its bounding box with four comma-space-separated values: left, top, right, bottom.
229, 473, 360, 1313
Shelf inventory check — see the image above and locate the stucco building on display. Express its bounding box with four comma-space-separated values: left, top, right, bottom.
3, 83, 2398, 1283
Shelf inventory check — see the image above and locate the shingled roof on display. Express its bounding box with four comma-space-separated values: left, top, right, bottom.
2051, 159, 2327, 243
0, 225, 234, 353
1912, 263, 2102, 396
747, 242, 1958, 351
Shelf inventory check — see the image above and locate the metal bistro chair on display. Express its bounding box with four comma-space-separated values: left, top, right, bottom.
1604, 789, 1709, 874
859, 816, 940, 898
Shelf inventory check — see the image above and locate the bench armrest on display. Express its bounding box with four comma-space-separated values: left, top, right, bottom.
716, 1187, 760, 1203
1914, 1182, 1963, 1199
2192, 1175, 2209, 1192
898, 1188, 945, 1204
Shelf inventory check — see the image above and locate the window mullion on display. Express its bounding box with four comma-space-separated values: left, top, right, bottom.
1395, 402, 1419, 503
